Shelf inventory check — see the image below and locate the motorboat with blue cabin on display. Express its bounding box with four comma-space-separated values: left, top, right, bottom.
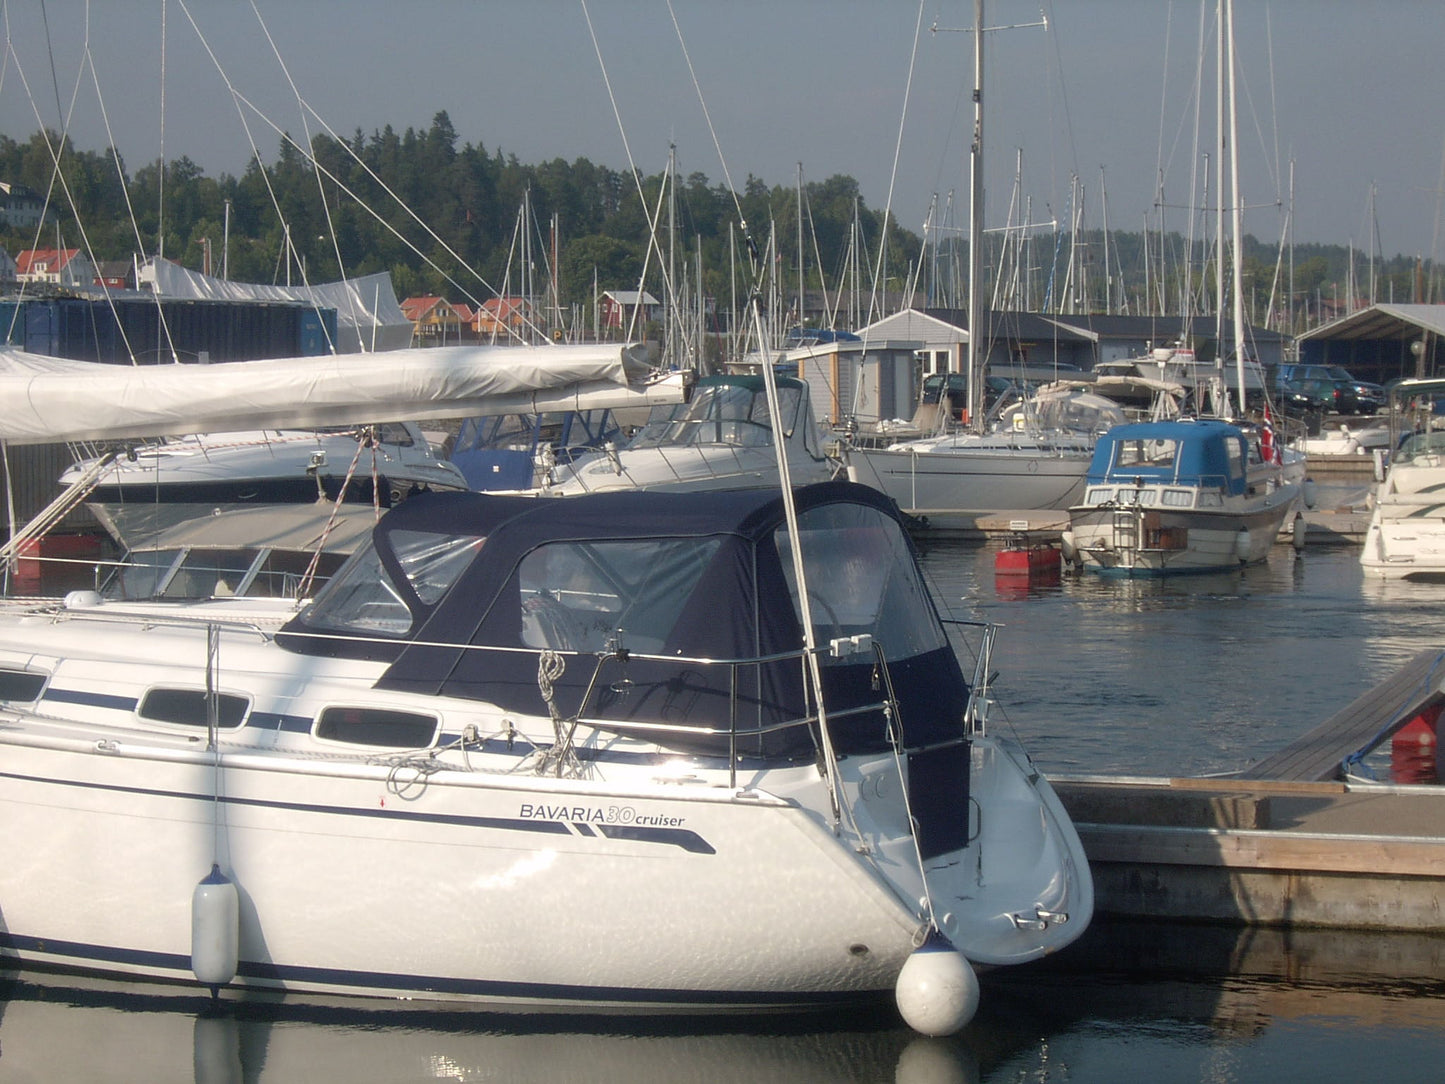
0, 480, 1090, 1035
1063, 417, 1302, 575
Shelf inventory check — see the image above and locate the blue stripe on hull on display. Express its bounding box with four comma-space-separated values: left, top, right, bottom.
0, 933, 877, 1007
0, 769, 715, 854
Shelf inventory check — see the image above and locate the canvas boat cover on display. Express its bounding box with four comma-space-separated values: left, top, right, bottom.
141, 257, 412, 353
281, 481, 971, 761
1087, 418, 1250, 495
0, 343, 680, 445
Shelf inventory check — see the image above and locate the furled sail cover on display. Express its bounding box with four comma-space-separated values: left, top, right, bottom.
141, 257, 412, 353
0, 343, 681, 445
283, 481, 971, 761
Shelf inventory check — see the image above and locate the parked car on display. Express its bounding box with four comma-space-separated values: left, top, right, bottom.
1347, 380, 1385, 415
1275, 363, 1377, 414
1276, 376, 1333, 416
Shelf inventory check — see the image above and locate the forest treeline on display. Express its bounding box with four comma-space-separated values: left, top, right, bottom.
0, 112, 1433, 330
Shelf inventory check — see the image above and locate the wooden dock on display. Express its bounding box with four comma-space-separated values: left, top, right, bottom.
907, 508, 1368, 545
1055, 776, 1445, 929
1051, 648, 1445, 930
1238, 647, 1445, 781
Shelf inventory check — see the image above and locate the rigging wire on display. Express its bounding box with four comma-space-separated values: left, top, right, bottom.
580, 1, 682, 338
5, 1, 146, 363
174, 0, 552, 346
246, 0, 346, 353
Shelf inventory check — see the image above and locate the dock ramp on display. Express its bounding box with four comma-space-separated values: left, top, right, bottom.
1237, 647, 1445, 782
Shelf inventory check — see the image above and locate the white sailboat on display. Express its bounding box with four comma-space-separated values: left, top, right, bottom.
842, 2, 1104, 518
19, 343, 685, 550
0, 337, 1091, 1037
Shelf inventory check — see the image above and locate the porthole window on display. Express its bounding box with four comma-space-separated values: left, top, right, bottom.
0, 668, 47, 703
138, 688, 250, 728
315, 706, 439, 748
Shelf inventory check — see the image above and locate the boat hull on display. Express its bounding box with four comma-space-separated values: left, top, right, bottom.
0, 722, 1087, 1008
1068, 492, 1297, 576
1360, 461, 1445, 579
847, 444, 1092, 515
0, 731, 917, 1009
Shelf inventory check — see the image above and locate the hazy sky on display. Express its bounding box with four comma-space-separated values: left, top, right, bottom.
3, 0, 1443, 260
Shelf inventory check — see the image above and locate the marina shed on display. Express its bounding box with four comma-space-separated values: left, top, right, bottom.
1297, 303, 1445, 384
785, 333, 924, 429
1041, 313, 1291, 371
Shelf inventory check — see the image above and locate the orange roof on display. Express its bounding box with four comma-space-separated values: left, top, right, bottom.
481, 297, 530, 317
16, 248, 80, 274
400, 295, 446, 320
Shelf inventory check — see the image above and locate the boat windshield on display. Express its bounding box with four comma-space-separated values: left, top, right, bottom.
296, 531, 484, 636
627, 383, 799, 449
105, 546, 351, 600
1000, 391, 1126, 434
774, 503, 946, 661
1396, 431, 1445, 464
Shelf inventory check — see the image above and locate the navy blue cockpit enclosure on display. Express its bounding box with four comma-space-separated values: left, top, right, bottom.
279, 481, 971, 765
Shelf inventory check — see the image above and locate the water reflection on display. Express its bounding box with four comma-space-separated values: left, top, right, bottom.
0, 976, 956, 1084
919, 542, 1445, 779
5, 921, 1445, 1083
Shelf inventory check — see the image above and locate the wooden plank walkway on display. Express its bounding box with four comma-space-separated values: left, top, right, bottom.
1237, 647, 1445, 781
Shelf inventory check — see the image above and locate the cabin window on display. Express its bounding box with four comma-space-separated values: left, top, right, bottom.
775, 504, 946, 661
1113, 438, 1177, 469
315, 705, 439, 748
1225, 437, 1245, 478
517, 537, 722, 653
138, 688, 249, 728
0, 667, 46, 703
109, 550, 179, 598
628, 383, 800, 448
158, 549, 258, 598
1161, 489, 1194, 508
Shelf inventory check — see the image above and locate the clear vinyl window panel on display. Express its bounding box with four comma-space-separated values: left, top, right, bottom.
775, 504, 946, 660
517, 537, 723, 653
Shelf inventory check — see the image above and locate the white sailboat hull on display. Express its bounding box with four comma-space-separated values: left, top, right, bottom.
847, 442, 1093, 515
0, 593, 1088, 1012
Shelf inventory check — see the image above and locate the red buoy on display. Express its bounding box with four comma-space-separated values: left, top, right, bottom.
1391, 702, 1441, 784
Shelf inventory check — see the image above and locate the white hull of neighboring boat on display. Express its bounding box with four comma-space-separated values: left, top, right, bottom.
547, 444, 836, 495
846, 441, 1093, 514
538, 373, 837, 496
1297, 424, 1390, 459
67, 427, 468, 551
1067, 492, 1298, 575
1359, 455, 1445, 580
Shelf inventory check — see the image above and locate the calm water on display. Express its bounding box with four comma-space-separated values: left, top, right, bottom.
7, 531, 1445, 1082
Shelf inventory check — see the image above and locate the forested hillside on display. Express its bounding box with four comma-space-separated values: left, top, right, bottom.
1, 112, 1433, 333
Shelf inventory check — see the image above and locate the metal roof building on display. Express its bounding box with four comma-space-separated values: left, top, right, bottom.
1298, 304, 1445, 383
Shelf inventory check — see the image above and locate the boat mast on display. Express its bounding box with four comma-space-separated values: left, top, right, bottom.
1227, 0, 1247, 415
797, 162, 806, 335
967, 0, 984, 430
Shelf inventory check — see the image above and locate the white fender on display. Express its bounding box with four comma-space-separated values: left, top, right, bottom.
895, 929, 980, 1037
